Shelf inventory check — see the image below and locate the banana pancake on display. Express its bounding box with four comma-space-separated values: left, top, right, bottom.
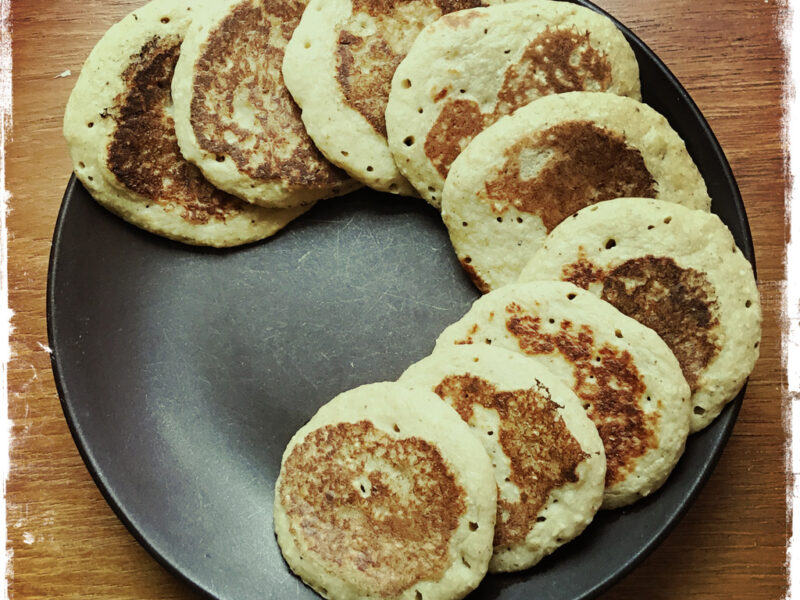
171, 0, 358, 209
518, 197, 761, 432
386, 0, 641, 208
282, 0, 505, 195
63, 0, 310, 247
441, 91, 711, 291
435, 281, 691, 509
274, 381, 496, 600
399, 344, 605, 572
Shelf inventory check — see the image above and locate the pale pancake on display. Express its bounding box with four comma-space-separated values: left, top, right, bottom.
518, 197, 761, 432
172, 0, 358, 209
435, 281, 691, 509
63, 0, 310, 247
441, 91, 712, 291
274, 382, 496, 600
282, 0, 503, 194
387, 1, 641, 208
398, 344, 605, 572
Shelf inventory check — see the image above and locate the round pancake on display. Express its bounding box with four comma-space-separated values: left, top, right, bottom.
171, 0, 358, 209
386, 1, 641, 208
398, 344, 605, 572
435, 281, 691, 509
441, 91, 712, 291
282, 0, 502, 195
518, 197, 761, 432
274, 381, 496, 600
63, 0, 312, 247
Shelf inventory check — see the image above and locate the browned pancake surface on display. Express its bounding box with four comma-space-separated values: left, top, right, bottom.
107, 35, 244, 224
280, 419, 467, 597
434, 375, 588, 550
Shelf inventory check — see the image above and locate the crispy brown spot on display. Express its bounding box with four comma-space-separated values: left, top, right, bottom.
423, 27, 613, 179
460, 257, 490, 293
191, 0, 348, 188
504, 302, 656, 486
280, 420, 466, 596
107, 37, 243, 225
562, 252, 606, 290
425, 99, 485, 179
485, 121, 657, 232
434, 375, 588, 548
495, 27, 612, 115
336, 0, 483, 137
601, 256, 720, 392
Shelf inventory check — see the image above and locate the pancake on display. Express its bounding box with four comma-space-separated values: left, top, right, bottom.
282, 0, 502, 195
386, 1, 641, 208
398, 344, 605, 572
441, 91, 711, 291
518, 197, 761, 432
435, 281, 691, 509
63, 0, 313, 247
274, 381, 496, 600
171, 0, 358, 209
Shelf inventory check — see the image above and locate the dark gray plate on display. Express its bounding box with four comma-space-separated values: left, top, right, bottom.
47, 2, 754, 599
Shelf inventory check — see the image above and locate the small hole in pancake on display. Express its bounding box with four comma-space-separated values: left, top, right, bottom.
418, 107, 424, 114
615, 329, 623, 338
415, 592, 423, 600
87, 122, 94, 128
430, 195, 436, 201
556, 537, 563, 543
341, 150, 348, 156
250, 219, 255, 224
160, 16, 170, 23
87, 176, 93, 181
459, 88, 466, 94
393, 424, 400, 432
694, 406, 706, 415
483, 28, 488, 34
78, 161, 85, 168
536, 516, 546, 522
462, 556, 471, 568
145, 204, 150, 208
485, 338, 492, 345
567, 293, 576, 300
487, 431, 494, 436
583, 403, 590, 409
403, 135, 415, 146
496, 217, 503, 223
553, 499, 558, 503
216, 155, 225, 162
401, 78, 412, 89
745, 300, 752, 308
605, 239, 616, 249
464, 256, 472, 263
732, 244, 737, 253
663, 216, 672, 224
548, 318, 555, 324
304, 41, 311, 49
427, 186, 435, 192
504, 49, 511, 54
462, 221, 468, 227
647, 224, 654, 230
754, 341, 760, 348
646, 396, 651, 402
516, 217, 523, 223
359, 484, 366, 493
366, 165, 374, 172
389, 183, 399, 192
469, 522, 479, 531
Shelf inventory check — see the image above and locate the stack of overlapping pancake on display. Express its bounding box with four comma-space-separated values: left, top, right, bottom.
63, 0, 356, 247
64, 0, 763, 598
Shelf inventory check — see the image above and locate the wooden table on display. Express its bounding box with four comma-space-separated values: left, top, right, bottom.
7, 0, 786, 598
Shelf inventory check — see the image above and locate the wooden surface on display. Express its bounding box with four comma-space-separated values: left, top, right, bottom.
6, 0, 787, 598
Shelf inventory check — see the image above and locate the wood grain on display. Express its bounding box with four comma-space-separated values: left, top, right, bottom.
6, 0, 787, 598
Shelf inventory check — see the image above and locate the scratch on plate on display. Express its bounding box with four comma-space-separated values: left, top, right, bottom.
54, 69, 71, 79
